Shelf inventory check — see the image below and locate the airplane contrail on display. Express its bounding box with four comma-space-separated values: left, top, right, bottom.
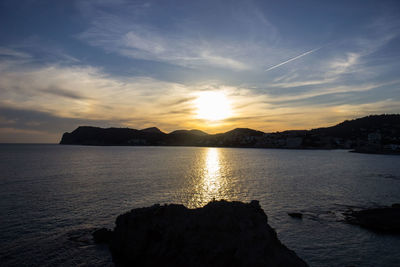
265, 47, 321, 72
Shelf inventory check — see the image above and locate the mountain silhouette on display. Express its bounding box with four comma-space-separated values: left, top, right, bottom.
60, 114, 400, 154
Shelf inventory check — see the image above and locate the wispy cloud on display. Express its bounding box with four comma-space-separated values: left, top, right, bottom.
76, 0, 287, 71
329, 52, 360, 74
80, 23, 251, 71
0, 47, 32, 59
265, 80, 400, 106
41, 87, 88, 100
269, 77, 336, 89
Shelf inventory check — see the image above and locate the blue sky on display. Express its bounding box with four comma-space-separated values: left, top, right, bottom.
0, 0, 400, 142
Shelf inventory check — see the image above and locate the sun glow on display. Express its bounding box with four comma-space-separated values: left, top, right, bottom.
195, 91, 232, 121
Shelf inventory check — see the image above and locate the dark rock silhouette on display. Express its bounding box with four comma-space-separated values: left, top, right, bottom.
93, 228, 112, 244
166, 129, 210, 146
96, 200, 308, 267
345, 204, 400, 233
288, 212, 303, 219
169, 129, 208, 136
60, 114, 400, 154
140, 127, 164, 134
60, 126, 166, 145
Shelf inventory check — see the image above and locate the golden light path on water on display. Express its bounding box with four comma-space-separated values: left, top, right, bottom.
202, 148, 221, 196
187, 148, 237, 208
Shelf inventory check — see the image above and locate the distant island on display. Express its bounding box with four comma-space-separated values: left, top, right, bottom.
60, 114, 400, 154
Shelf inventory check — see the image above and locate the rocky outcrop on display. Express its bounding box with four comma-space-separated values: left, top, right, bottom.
97, 200, 308, 267
345, 204, 400, 233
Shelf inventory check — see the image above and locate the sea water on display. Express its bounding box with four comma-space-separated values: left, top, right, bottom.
0, 144, 399, 266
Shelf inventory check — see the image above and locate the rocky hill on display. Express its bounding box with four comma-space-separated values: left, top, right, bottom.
93, 200, 308, 266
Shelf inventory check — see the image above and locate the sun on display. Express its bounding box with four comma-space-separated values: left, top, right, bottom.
195, 91, 232, 121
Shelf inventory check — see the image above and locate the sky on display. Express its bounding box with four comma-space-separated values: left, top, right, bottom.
0, 0, 400, 143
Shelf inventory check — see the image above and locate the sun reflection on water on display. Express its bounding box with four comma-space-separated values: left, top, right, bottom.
188, 147, 233, 208
202, 148, 221, 196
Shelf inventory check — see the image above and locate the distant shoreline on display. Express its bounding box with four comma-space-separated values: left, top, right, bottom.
59, 114, 400, 155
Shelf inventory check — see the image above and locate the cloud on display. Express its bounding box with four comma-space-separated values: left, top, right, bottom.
81, 25, 251, 71
269, 77, 336, 89
329, 52, 360, 74
0, 50, 187, 125
265, 80, 400, 104
0, 47, 32, 59
76, 0, 287, 71
166, 97, 197, 106
0, 105, 119, 143
331, 99, 400, 115
0, 106, 111, 133
41, 87, 88, 100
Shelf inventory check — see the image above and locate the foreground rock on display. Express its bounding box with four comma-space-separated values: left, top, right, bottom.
345, 204, 400, 233
93, 228, 113, 244
102, 200, 308, 267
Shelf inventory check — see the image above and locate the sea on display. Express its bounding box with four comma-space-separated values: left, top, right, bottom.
0, 144, 399, 266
